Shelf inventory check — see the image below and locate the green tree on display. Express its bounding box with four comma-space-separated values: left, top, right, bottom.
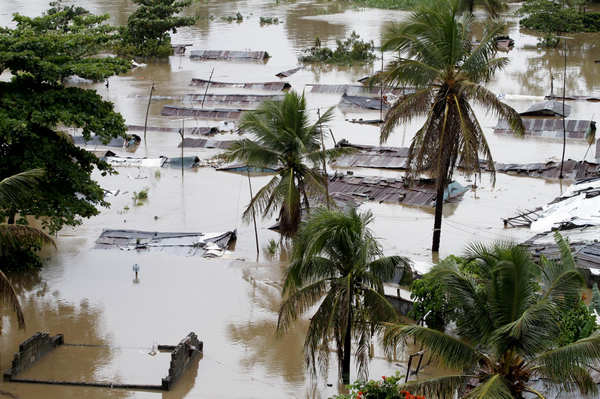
408, 274, 454, 331
1, 170, 55, 330
558, 298, 597, 347
0, 4, 130, 241
221, 91, 339, 237
380, 0, 523, 252
120, 0, 197, 57
383, 233, 600, 398
591, 283, 600, 315
277, 208, 411, 384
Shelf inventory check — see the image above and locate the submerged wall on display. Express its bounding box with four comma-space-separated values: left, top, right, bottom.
4, 332, 64, 380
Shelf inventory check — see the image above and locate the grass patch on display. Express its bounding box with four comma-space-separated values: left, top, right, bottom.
344, 0, 417, 10
221, 12, 243, 23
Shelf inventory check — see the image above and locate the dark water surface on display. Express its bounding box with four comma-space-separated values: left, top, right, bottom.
1, 1, 599, 397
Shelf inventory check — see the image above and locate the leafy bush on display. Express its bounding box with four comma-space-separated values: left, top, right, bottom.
259, 16, 280, 25
557, 298, 597, 346
299, 31, 376, 65
518, 0, 600, 33
221, 12, 243, 23
333, 373, 425, 399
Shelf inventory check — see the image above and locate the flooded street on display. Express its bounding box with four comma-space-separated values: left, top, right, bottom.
1, 0, 599, 398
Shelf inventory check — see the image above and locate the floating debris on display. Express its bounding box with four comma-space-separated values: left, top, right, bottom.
275, 66, 301, 78
494, 36, 514, 52
519, 100, 571, 117
346, 118, 383, 125
163, 156, 201, 168
127, 125, 220, 136
332, 141, 408, 169
545, 94, 600, 102
161, 105, 244, 120
171, 43, 192, 54
494, 118, 596, 141
178, 138, 237, 149
190, 78, 291, 91
72, 134, 141, 151
95, 229, 236, 257
104, 154, 167, 168
339, 93, 390, 110
530, 177, 600, 232
190, 50, 270, 61
328, 173, 468, 207
503, 208, 542, 228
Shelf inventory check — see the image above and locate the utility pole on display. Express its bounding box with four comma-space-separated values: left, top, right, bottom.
201, 68, 214, 110
559, 37, 567, 179
143, 81, 154, 148
380, 48, 384, 123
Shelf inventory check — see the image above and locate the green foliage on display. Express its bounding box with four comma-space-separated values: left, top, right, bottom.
266, 239, 279, 257
0, 3, 130, 234
119, 0, 197, 57
221, 12, 244, 23
299, 31, 376, 65
518, 0, 600, 33
408, 273, 455, 331
259, 16, 280, 25
591, 283, 600, 315
558, 298, 597, 346
278, 208, 411, 383
132, 188, 149, 205
333, 373, 407, 399
383, 234, 600, 398
344, 0, 418, 9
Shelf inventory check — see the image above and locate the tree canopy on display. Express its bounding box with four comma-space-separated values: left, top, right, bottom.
119, 0, 197, 57
0, 3, 130, 237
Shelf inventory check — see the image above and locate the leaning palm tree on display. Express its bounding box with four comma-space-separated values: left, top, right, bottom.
277, 208, 412, 384
380, 0, 523, 252
383, 234, 600, 398
222, 91, 339, 236
0, 169, 54, 330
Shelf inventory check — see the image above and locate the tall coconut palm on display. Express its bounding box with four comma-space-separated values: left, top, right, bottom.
383, 234, 600, 398
0, 169, 54, 330
380, 0, 523, 252
277, 208, 412, 384
222, 91, 340, 237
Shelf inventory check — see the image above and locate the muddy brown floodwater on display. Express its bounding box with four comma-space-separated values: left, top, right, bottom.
1, 0, 600, 398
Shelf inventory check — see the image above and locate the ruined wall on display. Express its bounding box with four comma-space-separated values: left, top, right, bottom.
161, 332, 203, 390
4, 332, 63, 380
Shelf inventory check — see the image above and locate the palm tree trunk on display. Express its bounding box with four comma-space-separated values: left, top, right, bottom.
432, 156, 451, 252
342, 289, 352, 384
7, 210, 15, 225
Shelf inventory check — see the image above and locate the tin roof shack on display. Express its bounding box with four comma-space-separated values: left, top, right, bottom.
189, 50, 270, 61
332, 141, 409, 169
519, 101, 571, 117
184, 94, 284, 106
529, 177, 600, 233
190, 78, 291, 91
524, 226, 600, 287
275, 66, 301, 78
328, 173, 468, 207
339, 94, 390, 111
494, 118, 596, 141
545, 94, 600, 102
161, 106, 243, 121
493, 159, 600, 181
72, 134, 141, 152
95, 229, 236, 257
178, 138, 237, 149
127, 125, 220, 136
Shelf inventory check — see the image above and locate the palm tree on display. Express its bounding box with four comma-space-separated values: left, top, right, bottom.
380, 0, 523, 252
0, 169, 54, 330
383, 234, 600, 398
277, 207, 412, 384
222, 91, 340, 237
459, 0, 507, 17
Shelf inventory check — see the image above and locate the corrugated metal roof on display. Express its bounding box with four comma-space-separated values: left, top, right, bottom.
520, 101, 571, 117
161, 105, 243, 120
190, 78, 291, 91
340, 93, 390, 110
328, 174, 467, 207
275, 66, 301, 78
127, 125, 218, 136
332, 142, 409, 169
545, 94, 600, 102
178, 138, 236, 149
189, 50, 270, 60
308, 84, 415, 97
184, 93, 284, 105
494, 159, 600, 180
72, 134, 141, 149
494, 118, 595, 140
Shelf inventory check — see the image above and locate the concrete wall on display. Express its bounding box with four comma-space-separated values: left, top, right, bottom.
161, 332, 203, 390
4, 332, 63, 380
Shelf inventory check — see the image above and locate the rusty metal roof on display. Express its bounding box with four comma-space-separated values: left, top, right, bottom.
178, 138, 236, 149
494, 159, 600, 180
189, 50, 270, 60
328, 173, 467, 207
161, 105, 244, 120
494, 118, 595, 140
339, 93, 390, 110
184, 93, 284, 105
190, 78, 291, 91
275, 67, 301, 78
332, 142, 409, 169
520, 101, 571, 117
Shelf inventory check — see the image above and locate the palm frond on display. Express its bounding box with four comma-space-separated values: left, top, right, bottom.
535, 332, 600, 381
0, 269, 25, 329
400, 374, 471, 398
0, 169, 45, 207
464, 374, 512, 399
0, 224, 55, 253
277, 278, 331, 334
383, 324, 479, 369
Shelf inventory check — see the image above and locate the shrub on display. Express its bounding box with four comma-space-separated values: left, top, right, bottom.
299, 31, 375, 65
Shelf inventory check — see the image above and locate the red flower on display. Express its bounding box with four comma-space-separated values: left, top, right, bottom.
382, 376, 386, 380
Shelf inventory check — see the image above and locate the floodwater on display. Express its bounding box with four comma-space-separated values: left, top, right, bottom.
1, 0, 599, 398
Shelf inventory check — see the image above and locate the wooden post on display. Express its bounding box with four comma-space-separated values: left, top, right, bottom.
559, 38, 567, 179
247, 169, 260, 257
201, 68, 214, 110
143, 82, 155, 148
